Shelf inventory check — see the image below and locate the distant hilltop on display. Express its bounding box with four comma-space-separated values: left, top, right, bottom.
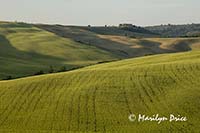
1, 21, 200, 37
119, 23, 136, 27
118, 23, 200, 37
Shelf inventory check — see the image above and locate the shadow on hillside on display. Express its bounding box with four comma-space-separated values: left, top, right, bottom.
169, 40, 195, 52
138, 40, 167, 53
37, 25, 196, 59
0, 34, 66, 61
0, 34, 71, 79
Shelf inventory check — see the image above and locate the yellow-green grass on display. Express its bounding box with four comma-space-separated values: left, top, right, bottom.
0, 22, 117, 79
0, 51, 200, 132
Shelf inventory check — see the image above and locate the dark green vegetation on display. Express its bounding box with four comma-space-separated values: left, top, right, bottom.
0, 51, 200, 132
146, 23, 200, 37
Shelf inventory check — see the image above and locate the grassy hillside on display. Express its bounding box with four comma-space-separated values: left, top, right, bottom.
0, 22, 117, 79
1, 21, 200, 80
38, 24, 200, 58
0, 51, 199, 132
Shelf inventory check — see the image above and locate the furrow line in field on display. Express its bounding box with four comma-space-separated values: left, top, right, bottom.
0, 86, 12, 113
180, 64, 196, 86
122, 86, 132, 114
16, 81, 41, 113
84, 72, 96, 132
172, 63, 197, 89
143, 67, 162, 105
96, 72, 116, 132
49, 79, 62, 131
137, 68, 155, 105
67, 72, 87, 131
170, 63, 185, 85
60, 73, 77, 122
151, 65, 175, 112
155, 65, 166, 94
67, 88, 76, 131
144, 68, 157, 96
38, 75, 72, 131
84, 90, 89, 132
196, 63, 200, 70
25, 76, 64, 130
105, 73, 120, 132
166, 64, 191, 131
134, 71, 151, 111
38, 78, 61, 130
81, 71, 106, 132
92, 87, 97, 132
137, 92, 151, 111
14, 82, 41, 129
107, 72, 122, 131
157, 64, 175, 111
76, 95, 81, 131
57, 74, 78, 131
51, 75, 70, 131
67, 88, 78, 131
139, 80, 154, 104
130, 71, 151, 111
187, 63, 200, 85
0, 82, 35, 126
0, 83, 26, 118
0, 85, 10, 99
24, 78, 55, 127
76, 72, 94, 131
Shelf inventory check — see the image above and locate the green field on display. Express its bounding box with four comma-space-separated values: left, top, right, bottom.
0, 22, 117, 79
1, 22, 200, 80
0, 51, 200, 132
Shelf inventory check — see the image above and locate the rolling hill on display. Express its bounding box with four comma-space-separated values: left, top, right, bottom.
0, 22, 117, 80
1, 21, 200, 80
0, 50, 199, 132
38, 24, 200, 57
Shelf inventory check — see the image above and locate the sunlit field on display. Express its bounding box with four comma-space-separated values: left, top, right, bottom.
0, 51, 199, 132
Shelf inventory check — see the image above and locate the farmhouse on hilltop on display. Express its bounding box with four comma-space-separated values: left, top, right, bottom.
119, 23, 136, 27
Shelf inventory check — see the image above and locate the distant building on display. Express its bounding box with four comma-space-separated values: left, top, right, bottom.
119, 24, 134, 27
